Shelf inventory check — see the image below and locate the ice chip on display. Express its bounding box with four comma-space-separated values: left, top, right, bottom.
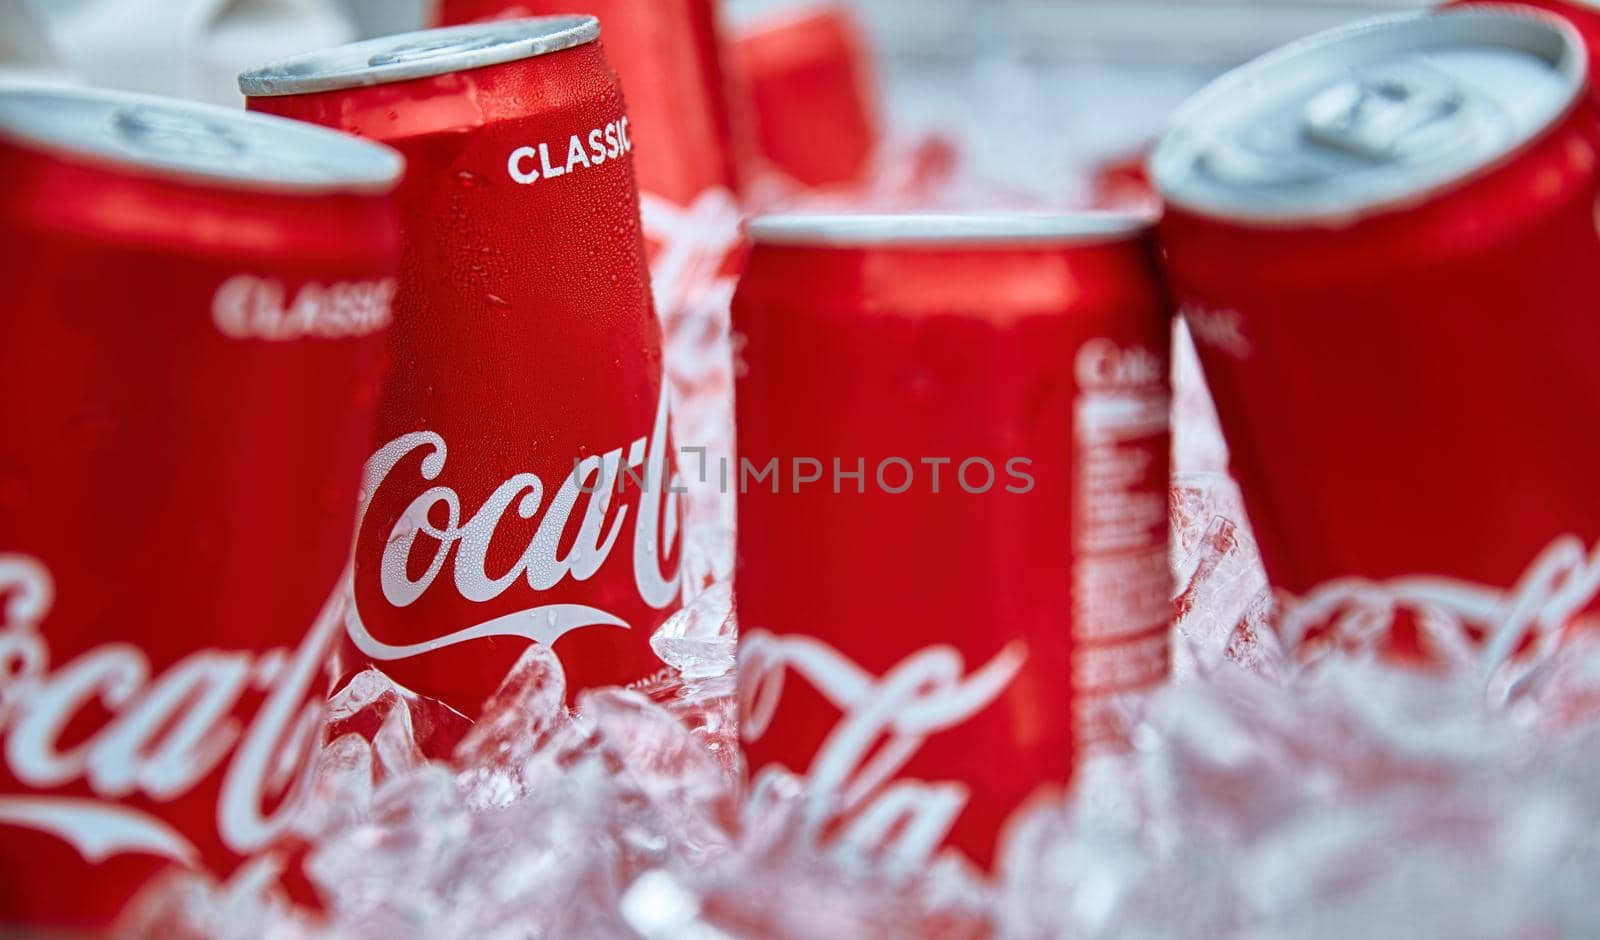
372, 694, 427, 780
668, 839, 992, 940
621, 869, 733, 940
581, 687, 739, 864
1170, 318, 1231, 475
650, 579, 737, 679
638, 671, 742, 781
1169, 472, 1274, 682
679, 516, 735, 600
303, 764, 470, 927
1508, 633, 1600, 736
454, 642, 571, 807
293, 732, 375, 839
119, 856, 310, 940
325, 667, 472, 763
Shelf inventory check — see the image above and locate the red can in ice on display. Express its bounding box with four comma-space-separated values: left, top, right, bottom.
435, 0, 747, 540
733, 214, 1173, 868
0, 86, 402, 929
1152, 8, 1600, 672
241, 18, 684, 716
728, 6, 881, 191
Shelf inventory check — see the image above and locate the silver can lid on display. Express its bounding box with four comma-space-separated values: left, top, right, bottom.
238, 16, 599, 98
0, 83, 403, 194
1150, 8, 1585, 225
746, 212, 1153, 247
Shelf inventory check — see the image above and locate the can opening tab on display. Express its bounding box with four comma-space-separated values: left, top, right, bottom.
1302, 64, 1478, 163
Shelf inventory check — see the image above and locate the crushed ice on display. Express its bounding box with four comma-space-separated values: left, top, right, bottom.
122, 450, 1600, 937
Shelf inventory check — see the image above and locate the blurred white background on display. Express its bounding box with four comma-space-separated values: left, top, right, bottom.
2, 0, 1433, 201
720, 0, 1431, 202
724, 0, 1427, 61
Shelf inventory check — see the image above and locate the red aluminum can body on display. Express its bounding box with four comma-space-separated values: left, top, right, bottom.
728, 6, 881, 191
435, 0, 744, 357
733, 215, 1173, 868
0, 88, 402, 929
435, 0, 741, 205
435, 0, 747, 547
243, 19, 684, 716
1153, 9, 1600, 668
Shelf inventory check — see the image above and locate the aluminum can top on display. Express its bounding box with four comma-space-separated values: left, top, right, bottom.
237, 16, 599, 97
1150, 8, 1586, 224
745, 212, 1153, 247
0, 84, 402, 194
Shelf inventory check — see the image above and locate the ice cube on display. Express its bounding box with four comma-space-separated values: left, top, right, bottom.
453, 642, 571, 808
650, 580, 736, 679
325, 667, 472, 766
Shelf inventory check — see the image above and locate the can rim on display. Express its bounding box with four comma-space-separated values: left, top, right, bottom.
745, 212, 1154, 247
0, 81, 404, 195
238, 16, 599, 97
1149, 6, 1587, 227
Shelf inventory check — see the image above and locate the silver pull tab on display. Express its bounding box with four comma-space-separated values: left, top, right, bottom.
1302, 64, 1468, 161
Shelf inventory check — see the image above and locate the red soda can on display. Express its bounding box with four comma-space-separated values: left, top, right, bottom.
240, 18, 685, 716
728, 6, 881, 191
433, 0, 742, 222
733, 214, 1173, 868
434, 0, 747, 548
1152, 8, 1600, 674
0, 86, 401, 929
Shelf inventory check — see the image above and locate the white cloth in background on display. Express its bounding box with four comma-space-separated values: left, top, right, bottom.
7, 0, 355, 105
341, 0, 428, 40
0, 0, 71, 83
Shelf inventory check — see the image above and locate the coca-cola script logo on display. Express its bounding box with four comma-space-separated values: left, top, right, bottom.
345, 383, 683, 660
1279, 533, 1600, 696
739, 631, 1026, 872
0, 554, 334, 864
